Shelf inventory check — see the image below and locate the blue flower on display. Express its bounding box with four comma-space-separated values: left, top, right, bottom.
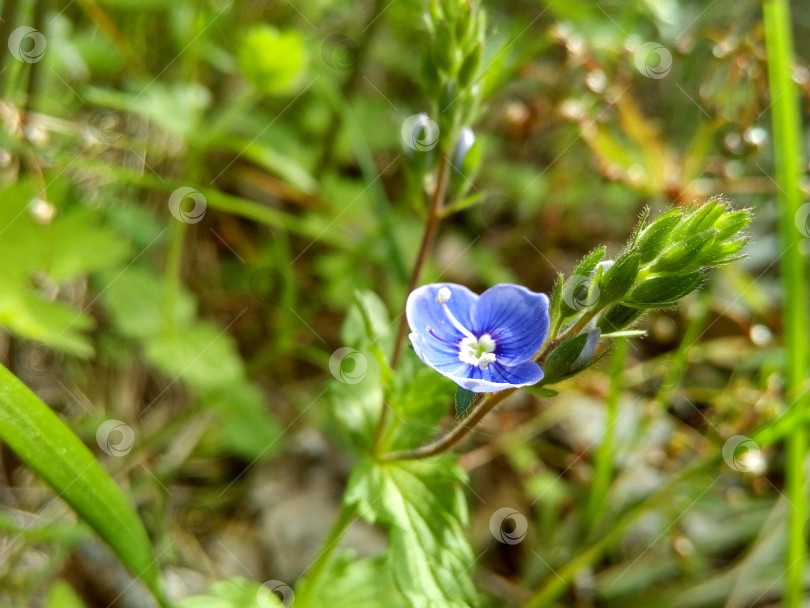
407, 283, 550, 393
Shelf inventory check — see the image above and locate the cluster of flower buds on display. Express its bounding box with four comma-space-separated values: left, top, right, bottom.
424, 0, 485, 138
539, 198, 752, 384
404, 0, 486, 203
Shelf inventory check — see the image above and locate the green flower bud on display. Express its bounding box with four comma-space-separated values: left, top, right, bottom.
625, 272, 702, 307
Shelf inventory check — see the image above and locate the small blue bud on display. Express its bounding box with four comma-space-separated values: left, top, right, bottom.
453, 127, 475, 168
570, 327, 601, 372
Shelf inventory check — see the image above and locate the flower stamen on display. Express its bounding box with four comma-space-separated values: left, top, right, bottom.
459, 334, 497, 370
434, 288, 476, 339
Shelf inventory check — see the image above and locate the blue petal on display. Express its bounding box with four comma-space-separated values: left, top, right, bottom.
410, 331, 465, 372
406, 283, 478, 343
411, 329, 544, 393
446, 360, 544, 393
471, 284, 550, 364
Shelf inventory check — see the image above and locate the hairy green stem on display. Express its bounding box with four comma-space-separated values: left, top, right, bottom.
372, 155, 451, 455
763, 2, 808, 606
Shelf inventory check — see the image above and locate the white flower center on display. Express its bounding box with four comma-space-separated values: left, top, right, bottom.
430, 287, 498, 370
459, 334, 497, 369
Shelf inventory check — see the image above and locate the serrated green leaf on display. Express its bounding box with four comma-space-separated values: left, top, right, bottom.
144, 324, 245, 391
100, 268, 196, 340
0, 365, 164, 603
312, 554, 410, 608
345, 458, 476, 608
44, 208, 132, 281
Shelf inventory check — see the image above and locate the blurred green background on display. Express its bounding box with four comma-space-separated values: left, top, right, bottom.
0, 0, 808, 606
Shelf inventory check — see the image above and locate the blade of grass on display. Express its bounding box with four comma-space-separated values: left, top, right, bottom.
762, 1, 808, 605
0, 364, 167, 606
584, 337, 628, 530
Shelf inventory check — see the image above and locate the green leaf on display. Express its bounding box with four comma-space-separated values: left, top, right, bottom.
455, 386, 475, 417
176, 577, 279, 608
0, 364, 164, 602
100, 267, 196, 340
44, 207, 132, 282
202, 383, 282, 461
625, 272, 703, 307
47, 581, 87, 608
345, 458, 477, 608
144, 324, 245, 392
312, 554, 410, 608
238, 26, 308, 96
